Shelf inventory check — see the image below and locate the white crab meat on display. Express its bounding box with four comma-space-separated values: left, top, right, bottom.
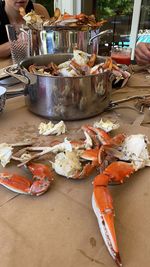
121, 134, 150, 170
90, 64, 103, 74
51, 151, 82, 178
83, 131, 93, 149
58, 60, 71, 69
73, 50, 89, 66
58, 67, 78, 77
38, 120, 66, 136
23, 11, 43, 30
49, 138, 72, 154
40, 138, 72, 155
93, 119, 120, 133
56, 18, 78, 26
0, 143, 13, 167
20, 153, 32, 162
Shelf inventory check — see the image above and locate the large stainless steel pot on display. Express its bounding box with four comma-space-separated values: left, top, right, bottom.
30, 27, 112, 55
5, 54, 112, 121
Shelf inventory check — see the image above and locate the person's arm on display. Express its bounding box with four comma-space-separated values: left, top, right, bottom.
0, 42, 11, 58
135, 42, 150, 65
33, 3, 50, 20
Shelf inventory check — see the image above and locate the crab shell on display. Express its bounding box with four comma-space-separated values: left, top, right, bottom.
120, 134, 150, 170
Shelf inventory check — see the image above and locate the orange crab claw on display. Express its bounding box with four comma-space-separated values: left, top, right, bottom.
0, 172, 32, 194
27, 163, 54, 196
93, 174, 122, 266
62, 13, 76, 20
111, 133, 126, 146
92, 161, 135, 266
87, 53, 97, 67
81, 125, 101, 148
81, 148, 99, 162
71, 149, 99, 179
103, 161, 135, 184
75, 13, 86, 20
92, 189, 122, 267
28, 162, 52, 179
87, 126, 113, 145
102, 57, 113, 70
71, 162, 96, 179
0, 163, 53, 196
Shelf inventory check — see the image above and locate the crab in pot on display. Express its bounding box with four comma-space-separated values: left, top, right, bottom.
58, 50, 97, 77
19, 8, 44, 30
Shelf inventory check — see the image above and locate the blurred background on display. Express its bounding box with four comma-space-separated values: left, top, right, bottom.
36, 0, 150, 57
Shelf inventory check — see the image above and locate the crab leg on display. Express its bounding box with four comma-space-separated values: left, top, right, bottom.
0, 163, 53, 196
83, 125, 125, 147
92, 161, 135, 266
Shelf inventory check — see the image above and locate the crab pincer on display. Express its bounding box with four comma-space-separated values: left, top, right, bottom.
0, 163, 53, 196
92, 161, 135, 266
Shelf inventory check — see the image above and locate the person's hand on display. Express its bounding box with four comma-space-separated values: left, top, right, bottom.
135, 42, 150, 65
0, 42, 11, 58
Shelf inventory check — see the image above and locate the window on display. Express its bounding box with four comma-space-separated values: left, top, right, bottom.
137, 0, 150, 43
94, 0, 134, 56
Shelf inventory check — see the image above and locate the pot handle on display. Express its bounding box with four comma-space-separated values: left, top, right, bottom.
89, 29, 113, 45
5, 65, 30, 85
6, 89, 24, 99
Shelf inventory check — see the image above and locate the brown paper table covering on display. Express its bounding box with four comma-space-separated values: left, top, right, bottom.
0, 57, 12, 69
0, 62, 150, 267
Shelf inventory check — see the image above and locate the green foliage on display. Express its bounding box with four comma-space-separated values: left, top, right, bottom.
37, 0, 54, 17
96, 0, 133, 19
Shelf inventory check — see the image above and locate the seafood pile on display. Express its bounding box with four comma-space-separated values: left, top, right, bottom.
0, 118, 150, 266
19, 7, 44, 30
19, 7, 106, 30
43, 8, 107, 29
28, 50, 98, 76
27, 49, 130, 86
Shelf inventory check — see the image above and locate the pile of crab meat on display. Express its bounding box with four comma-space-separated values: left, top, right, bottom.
43, 8, 107, 29
50, 124, 150, 179
1, 119, 150, 179
28, 49, 130, 84
19, 7, 106, 30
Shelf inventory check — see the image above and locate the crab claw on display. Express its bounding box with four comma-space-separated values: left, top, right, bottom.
92, 188, 122, 267
0, 163, 53, 196
92, 162, 135, 266
92, 173, 122, 267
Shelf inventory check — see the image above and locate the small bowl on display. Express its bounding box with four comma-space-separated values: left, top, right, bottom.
0, 86, 6, 112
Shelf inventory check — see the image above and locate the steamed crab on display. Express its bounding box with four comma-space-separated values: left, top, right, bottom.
0, 118, 150, 266
0, 162, 53, 196
92, 132, 150, 267
0, 140, 53, 196
44, 8, 106, 29
27, 49, 130, 86
49, 124, 150, 266
20, 7, 106, 30
19, 7, 45, 30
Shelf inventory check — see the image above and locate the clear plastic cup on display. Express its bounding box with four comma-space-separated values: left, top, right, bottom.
6, 24, 31, 65
111, 46, 132, 65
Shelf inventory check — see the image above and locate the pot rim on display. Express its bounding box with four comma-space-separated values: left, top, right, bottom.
20, 53, 108, 79
43, 25, 101, 31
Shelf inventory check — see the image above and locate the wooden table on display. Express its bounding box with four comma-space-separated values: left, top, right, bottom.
0, 58, 150, 267
0, 57, 12, 68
